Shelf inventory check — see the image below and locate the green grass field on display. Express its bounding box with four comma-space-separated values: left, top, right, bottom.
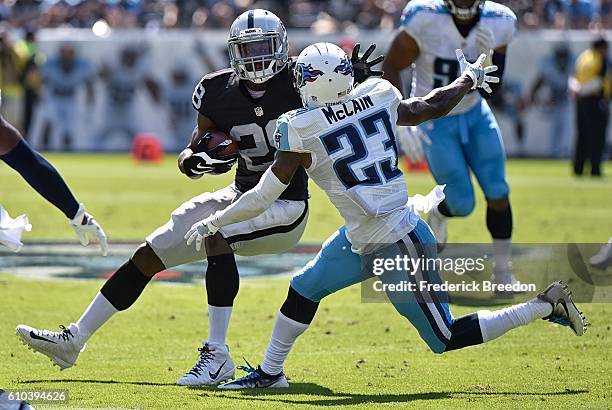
1, 155, 611, 409
0, 154, 610, 243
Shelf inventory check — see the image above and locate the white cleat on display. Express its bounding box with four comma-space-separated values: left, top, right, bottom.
589, 238, 612, 269
15, 323, 86, 370
177, 341, 235, 386
537, 281, 588, 336
427, 206, 447, 251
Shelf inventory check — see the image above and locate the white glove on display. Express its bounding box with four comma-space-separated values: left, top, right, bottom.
455, 49, 499, 94
69, 204, 108, 256
184, 217, 220, 252
476, 27, 494, 66
396, 126, 431, 163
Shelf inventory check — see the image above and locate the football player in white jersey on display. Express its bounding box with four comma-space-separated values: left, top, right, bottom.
383, 0, 518, 291
184, 43, 587, 389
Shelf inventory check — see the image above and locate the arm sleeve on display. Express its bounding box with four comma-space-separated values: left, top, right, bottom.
0, 139, 79, 219
210, 167, 288, 228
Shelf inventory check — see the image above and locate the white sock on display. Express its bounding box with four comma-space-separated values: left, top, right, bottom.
493, 238, 512, 275
477, 300, 553, 342
208, 305, 232, 346
76, 292, 118, 341
260, 312, 309, 376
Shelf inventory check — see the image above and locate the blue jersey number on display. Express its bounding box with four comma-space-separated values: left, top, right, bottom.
320, 109, 402, 189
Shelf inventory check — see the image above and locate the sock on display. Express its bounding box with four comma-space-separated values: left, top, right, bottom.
477, 301, 553, 342
208, 305, 232, 346
486, 203, 512, 239
76, 292, 118, 341
100, 260, 152, 311
493, 238, 512, 274
0, 139, 79, 219
205, 253, 239, 307
260, 312, 309, 376
437, 200, 453, 217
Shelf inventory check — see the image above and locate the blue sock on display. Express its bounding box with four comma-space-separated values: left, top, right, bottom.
1, 139, 79, 219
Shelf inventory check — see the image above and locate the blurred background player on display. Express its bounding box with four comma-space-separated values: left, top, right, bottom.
163, 66, 197, 151
180, 43, 586, 389
383, 0, 518, 290
530, 43, 573, 158
95, 45, 160, 150
18, 27, 41, 137
38, 43, 94, 151
0, 90, 107, 253
15, 9, 381, 386
569, 37, 610, 177
0, 26, 26, 131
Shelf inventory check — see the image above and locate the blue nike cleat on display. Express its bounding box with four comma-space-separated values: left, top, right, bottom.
218, 360, 288, 389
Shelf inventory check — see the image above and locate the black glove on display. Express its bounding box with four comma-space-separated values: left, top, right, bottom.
351, 43, 385, 84
179, 148, 236, 179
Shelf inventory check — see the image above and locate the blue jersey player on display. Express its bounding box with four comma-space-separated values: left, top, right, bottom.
184, 43, 587, 389
383, 0, 517, 291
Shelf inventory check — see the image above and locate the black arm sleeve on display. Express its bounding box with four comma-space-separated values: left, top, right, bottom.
478, 51, 506, 99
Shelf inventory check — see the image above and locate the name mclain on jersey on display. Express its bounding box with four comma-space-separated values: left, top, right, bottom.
191, 59, 308, 201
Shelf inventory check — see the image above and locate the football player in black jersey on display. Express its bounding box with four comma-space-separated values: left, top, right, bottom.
16, 9, 383, 384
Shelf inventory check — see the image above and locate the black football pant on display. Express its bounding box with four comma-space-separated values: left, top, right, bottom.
574, 96, 609, 176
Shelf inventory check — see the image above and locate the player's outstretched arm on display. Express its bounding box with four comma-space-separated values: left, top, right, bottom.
184, 151, 307, 251
0, 116, 108, 255
397, 50, 499, 126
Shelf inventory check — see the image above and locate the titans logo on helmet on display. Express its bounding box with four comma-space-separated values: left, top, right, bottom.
295, 63, 324, 87
333, 56, 353, 76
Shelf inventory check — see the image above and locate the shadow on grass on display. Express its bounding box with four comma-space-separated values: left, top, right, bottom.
20, 379, 176, 387
205, 385, 589, 406
19, 379, 589, 406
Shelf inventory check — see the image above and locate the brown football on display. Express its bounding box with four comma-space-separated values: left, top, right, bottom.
197, 131, 239, 160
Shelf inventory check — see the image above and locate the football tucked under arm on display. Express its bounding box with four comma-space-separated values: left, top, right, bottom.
178, 114, 238, 178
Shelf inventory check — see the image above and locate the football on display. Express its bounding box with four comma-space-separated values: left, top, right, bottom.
195, 130, 239, 161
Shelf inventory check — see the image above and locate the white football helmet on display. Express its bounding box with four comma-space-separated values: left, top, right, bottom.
228, 9, 288, 84
294, 42, 354, 108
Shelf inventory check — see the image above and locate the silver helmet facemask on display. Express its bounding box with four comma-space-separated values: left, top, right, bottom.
228, 10, 288, 84
444, 0, 485, 20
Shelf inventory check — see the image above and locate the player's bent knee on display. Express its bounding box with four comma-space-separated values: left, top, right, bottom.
290, 262, 328, 302
447, 196, 475, 217
205, 233, 232, 256
132, 243, 166, 277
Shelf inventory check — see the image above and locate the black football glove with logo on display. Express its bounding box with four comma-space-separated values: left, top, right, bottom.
180, 132, 238, 178
351, 43, 385, 84
180, 151, 236, 178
